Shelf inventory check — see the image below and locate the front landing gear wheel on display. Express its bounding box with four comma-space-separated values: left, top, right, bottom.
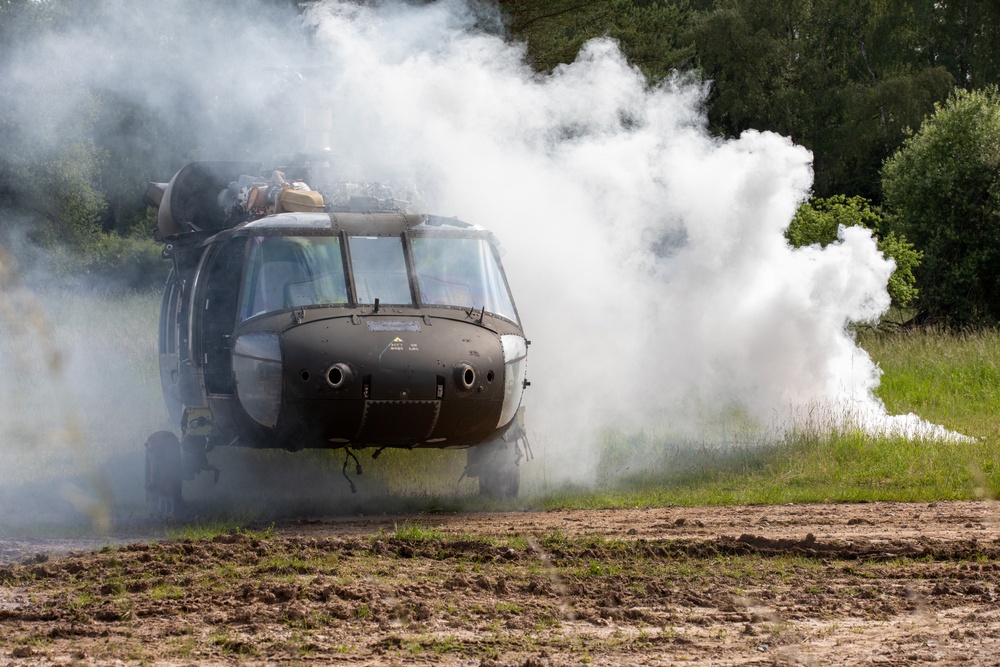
466, 438, 521, 499
479, 463, 520, 499
145, 431, 182, 517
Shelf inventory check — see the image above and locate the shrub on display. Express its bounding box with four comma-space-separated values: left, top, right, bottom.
787, 195, 921, 309
881, 86, 1000, 324
44, 231, 167, 292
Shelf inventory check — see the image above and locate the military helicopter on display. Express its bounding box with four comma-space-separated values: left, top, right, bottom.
142, 159, 530, 514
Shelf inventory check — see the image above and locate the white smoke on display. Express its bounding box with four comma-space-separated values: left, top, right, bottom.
0, 0, 955, 502
292, 1, 956, 472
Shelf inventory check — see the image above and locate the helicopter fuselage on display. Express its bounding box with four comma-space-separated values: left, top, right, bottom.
158, 211, 528, 452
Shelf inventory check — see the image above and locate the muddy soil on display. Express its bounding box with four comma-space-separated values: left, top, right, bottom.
1, 500, 999, 665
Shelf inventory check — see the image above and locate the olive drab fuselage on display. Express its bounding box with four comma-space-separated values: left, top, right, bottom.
158, 211, 529, 452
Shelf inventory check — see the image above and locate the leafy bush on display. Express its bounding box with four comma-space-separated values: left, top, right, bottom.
882, 86, 1000, 324
786, 195, 921, 309
44, 231, 167, 292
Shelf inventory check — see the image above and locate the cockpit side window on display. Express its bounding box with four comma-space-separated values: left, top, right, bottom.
411, 237, 519, 323
241, 236, 348, 320
347, 235, 414, 306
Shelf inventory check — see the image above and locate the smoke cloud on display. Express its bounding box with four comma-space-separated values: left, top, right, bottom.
289, 1, 953, 463
0, 0, 951, 513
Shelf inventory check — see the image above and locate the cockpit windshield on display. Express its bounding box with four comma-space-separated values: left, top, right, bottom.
348, 236, 413, 306
411, 237, 518, 323
241, 236, 348, 321
239, 233, 518, 323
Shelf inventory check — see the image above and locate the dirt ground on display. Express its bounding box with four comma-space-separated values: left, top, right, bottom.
1, 500, 999, 666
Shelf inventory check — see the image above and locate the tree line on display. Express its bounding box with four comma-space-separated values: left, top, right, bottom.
504, 0, 1000, 323
505, 0, 998, 201
1, 0, 999, 323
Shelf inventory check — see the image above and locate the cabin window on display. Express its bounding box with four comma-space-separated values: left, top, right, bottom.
241, 236, 348, 320
411, 237, 518, 323
347, 235, 414, 306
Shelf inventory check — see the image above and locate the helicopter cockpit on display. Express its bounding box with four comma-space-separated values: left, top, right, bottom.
236, 226, 520, 324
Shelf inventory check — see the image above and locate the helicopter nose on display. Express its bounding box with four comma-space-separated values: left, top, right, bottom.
276, 316, 514, 443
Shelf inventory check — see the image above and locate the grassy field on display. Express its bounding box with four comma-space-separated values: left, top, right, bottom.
547, 327, 1000, 509
2, 287, 999, 529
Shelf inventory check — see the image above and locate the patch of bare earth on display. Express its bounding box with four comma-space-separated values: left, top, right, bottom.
1, 500, 999, 665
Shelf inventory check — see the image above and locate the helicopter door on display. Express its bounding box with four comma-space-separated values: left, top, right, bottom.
200, 237, 247, 395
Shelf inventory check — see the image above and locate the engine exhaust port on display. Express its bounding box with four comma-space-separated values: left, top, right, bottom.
454, 363, 476, 391
326, 363, 353, 389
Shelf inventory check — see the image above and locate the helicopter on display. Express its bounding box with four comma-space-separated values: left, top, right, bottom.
142, 159, 530, 515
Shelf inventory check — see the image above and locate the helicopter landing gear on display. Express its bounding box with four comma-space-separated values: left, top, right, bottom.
145, 431, 183, 517
466, 408, 530, 499
466, 436, 522, 499
180, 435, 221, 483
479, 457, 520, 499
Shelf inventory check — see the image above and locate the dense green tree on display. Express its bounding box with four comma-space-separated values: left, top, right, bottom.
686, 0, 954, 200
0, 94, 109, 250
805, 0, 954, 198
918, 0, 1000, 88
500, 0, 995, 203
685, 0, 809, 139
0, 0, 108, 244
882, 87, 1000, 323
787, 195, 921, 309
499, 0, 694, 83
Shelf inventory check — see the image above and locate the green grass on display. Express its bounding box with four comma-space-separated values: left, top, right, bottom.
863, 327, 1000, 436
392, 522, 445, 542
539, 430, 997, 508
149, 584, 185, 601
532, 327, 1000, 509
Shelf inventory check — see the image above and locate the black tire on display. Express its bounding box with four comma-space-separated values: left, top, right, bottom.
469, 438, 521, 499
145, 431, 183, 517
478, 463, 520, 499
